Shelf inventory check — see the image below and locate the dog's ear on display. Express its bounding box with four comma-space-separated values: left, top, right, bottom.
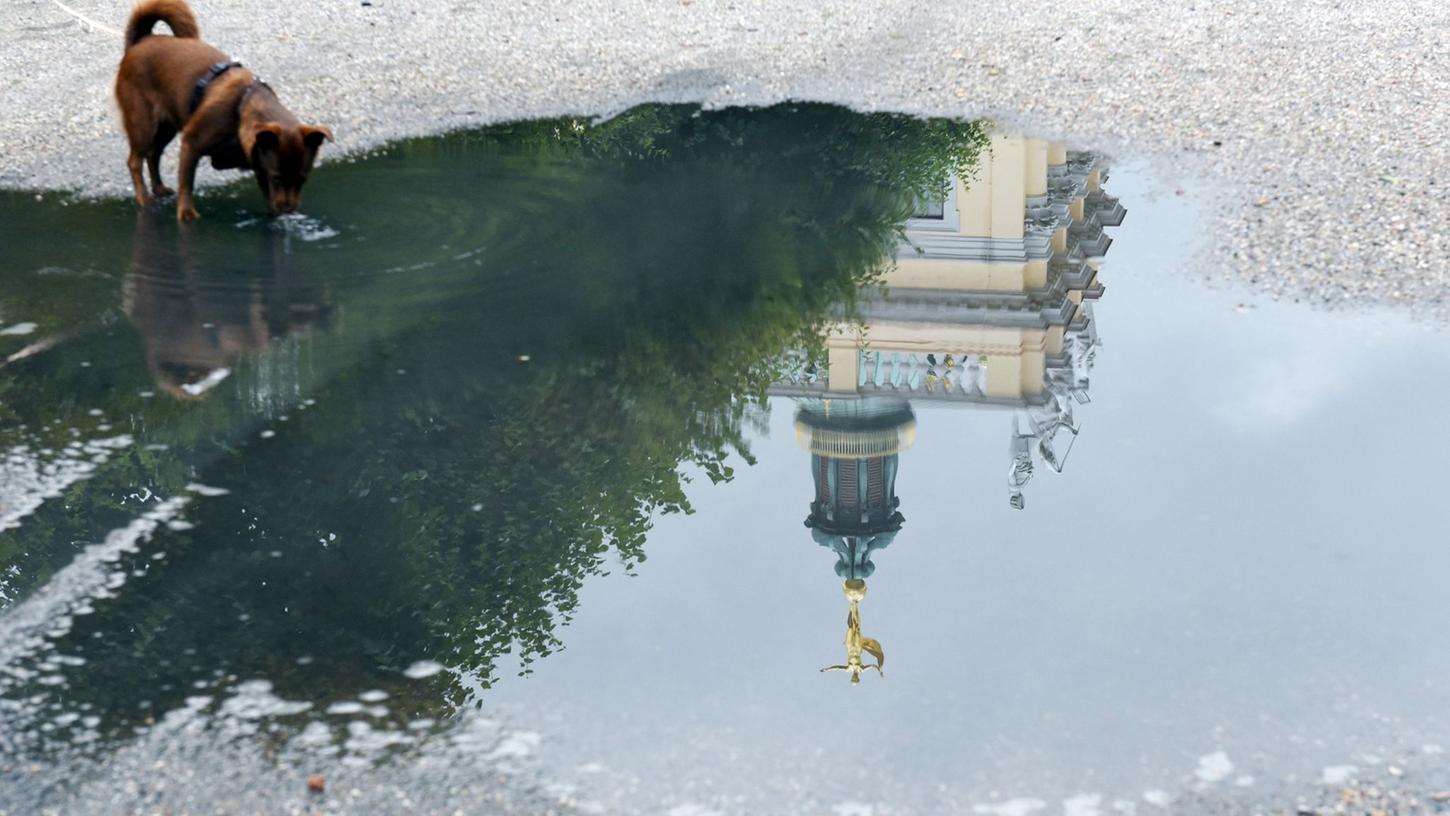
241, 122, 284, 161
301, 125, 334, 151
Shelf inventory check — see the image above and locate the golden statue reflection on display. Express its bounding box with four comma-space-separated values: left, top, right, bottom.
794, 398, 913, 685
820, 578, 884, 684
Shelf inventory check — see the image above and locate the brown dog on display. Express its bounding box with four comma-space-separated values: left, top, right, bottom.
114, 0, 332, 221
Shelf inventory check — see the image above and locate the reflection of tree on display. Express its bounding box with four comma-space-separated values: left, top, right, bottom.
0, 104, 988, 740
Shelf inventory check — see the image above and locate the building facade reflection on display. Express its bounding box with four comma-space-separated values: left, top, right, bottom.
775, 136, 1124, 679
776, 135, 1124, 509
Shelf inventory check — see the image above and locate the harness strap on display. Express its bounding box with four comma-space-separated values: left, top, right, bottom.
189, 60, 244, 116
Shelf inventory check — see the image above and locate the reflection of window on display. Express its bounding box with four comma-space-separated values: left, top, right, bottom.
906, 177, 959, 232
913, 198, 945, 219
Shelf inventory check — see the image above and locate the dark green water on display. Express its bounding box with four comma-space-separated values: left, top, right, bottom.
4, 104, 1450, 815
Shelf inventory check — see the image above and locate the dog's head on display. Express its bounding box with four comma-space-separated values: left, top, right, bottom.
242, 121, 333, 215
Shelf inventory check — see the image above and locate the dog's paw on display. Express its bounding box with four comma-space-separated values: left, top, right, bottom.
153, 185, 175, 197
177, 204, 201, 223
135, 194, 156, 208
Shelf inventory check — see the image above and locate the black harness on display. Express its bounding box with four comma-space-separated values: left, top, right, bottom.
189, 60, 244, 116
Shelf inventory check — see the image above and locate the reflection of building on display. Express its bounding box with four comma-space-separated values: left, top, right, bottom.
795, 397, 915, 684
775, 136, 1124, 510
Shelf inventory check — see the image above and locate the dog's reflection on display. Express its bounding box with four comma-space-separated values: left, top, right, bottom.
122, 212, 332, 400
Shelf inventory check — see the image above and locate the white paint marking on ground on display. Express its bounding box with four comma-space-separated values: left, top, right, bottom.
47, 0, 123, 37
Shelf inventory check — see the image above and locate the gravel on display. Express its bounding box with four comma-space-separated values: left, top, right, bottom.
5, 0, 1448, 314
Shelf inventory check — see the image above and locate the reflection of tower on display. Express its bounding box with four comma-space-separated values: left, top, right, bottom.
795, 397, 915, 683
775, 136, 1124, 509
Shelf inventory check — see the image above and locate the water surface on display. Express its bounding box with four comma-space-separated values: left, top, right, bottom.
1, 104, 1447, 815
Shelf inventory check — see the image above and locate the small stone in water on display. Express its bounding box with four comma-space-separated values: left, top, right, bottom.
307, 773, 326, 793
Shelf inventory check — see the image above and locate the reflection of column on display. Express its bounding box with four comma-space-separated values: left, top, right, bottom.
795, 397, 914, 684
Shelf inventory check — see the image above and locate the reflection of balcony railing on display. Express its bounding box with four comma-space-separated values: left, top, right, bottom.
775, 350, 830, 392
857, 351, 987, 400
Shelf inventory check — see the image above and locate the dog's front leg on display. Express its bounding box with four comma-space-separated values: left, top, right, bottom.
175, 138, 202, 222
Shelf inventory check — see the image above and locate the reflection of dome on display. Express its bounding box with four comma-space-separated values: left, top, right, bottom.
793, 397, 917, 458
796, 396, 913, 546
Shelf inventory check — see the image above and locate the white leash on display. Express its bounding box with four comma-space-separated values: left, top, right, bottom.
48, 0, 124, 38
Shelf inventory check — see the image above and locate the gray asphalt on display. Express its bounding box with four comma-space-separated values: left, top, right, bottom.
6, 0, 1448, 314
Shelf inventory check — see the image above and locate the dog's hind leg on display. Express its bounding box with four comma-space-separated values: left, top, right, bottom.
147, 123, 177, 197
117, 94, 158, 207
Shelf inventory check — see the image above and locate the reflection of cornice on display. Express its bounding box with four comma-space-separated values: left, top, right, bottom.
1052, 259, 1105, 299
857, 288, 1080, 328
1068, 222, 1113, 259
1047, 161, 1091, 201
896, 233, 1054, 262
1085, 191, 1126, 227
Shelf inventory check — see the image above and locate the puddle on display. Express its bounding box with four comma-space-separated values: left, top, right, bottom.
2, 103, 1448, 814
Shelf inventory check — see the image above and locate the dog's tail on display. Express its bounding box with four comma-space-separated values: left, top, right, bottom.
123, 0, 199, 50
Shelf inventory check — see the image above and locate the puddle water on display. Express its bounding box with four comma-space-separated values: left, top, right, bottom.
2, 103, 1448, 814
